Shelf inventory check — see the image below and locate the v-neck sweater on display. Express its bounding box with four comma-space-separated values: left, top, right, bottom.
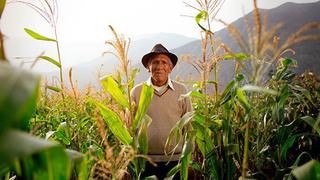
131, 80, 192, 162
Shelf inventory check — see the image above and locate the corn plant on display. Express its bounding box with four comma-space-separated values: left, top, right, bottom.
0, 62, 86, 180
166, 0, 320, 179
91, 25, 154, 179
8, 0, 65, 96
0, 0, 6, 62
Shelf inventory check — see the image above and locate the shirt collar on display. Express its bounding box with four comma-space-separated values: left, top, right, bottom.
146, 76, 175, 91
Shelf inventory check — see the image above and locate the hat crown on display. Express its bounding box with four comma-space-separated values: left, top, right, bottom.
150, 44, 169, 53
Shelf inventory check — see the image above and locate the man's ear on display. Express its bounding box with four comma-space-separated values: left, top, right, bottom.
169, 64, 173, 72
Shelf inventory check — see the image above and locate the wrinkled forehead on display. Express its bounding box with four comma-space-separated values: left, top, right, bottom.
150, 54, 171, 62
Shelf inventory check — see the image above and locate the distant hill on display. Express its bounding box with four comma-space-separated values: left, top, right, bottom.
157, 1, 320, 90
129, 33, 196, 64
41, 1, 320, 90
41, 33, 197, 90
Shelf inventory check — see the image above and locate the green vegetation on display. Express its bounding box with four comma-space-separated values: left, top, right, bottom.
1, 0, 320, 179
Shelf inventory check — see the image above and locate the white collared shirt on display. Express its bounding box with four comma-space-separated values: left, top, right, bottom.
146, 76, 175, 94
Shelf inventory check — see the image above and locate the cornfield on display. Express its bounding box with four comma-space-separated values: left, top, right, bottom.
1, 0, 320, 179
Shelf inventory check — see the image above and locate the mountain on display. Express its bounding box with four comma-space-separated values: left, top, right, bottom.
40, 1, 320, 90
158, 1, 320, 90
128, 33, 197, 64
40, 33, 197, 89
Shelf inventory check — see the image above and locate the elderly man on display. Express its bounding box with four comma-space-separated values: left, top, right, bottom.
131, 44, 192, 178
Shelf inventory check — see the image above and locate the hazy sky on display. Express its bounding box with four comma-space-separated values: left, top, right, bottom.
1, 0, 318, 70
2, 0, 318, 40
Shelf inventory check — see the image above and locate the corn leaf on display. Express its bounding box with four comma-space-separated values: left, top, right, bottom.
0, 63, 40, 136
46, 85, 61, 92
193, 121, 213, 156
0, 130, 60, 164
0, 0, 5, 61
224, 53, 249, 61
180, 132, 195, 180
137, 115, 152, 154
281, 58, 296, 67
241, 84, 279, 95
166, 163, 181, 179
165, 112, 194, 155
301, 116, 320, 135
236, 88, 251, 112
39, 56, 61, 68
179, 90, 205, 100
292, 160, 320, 180
65, 149, 83, 161
101, 76, 130, 109
24, 28, 56, 42
219, 80, 235, 105
133, 83, 153, 130
281, 133, 303, 160
137, 115, 152, 172
195, 10, 208, 31
0, 0, 5, 19
206, 150, 220, 179
95, 102, 132, 145
54, 130, 71, 145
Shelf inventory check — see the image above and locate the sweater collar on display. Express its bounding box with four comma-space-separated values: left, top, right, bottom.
146, 76, 175, 91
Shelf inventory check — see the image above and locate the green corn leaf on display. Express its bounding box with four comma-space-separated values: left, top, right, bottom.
236, 88, 251, 112
46, 85, 61, 92
224, 53, 249, 61
101, 76, 130, 109
39, 56, 61, 68
65, 149, 83, 161
0, 0, 6, 18
133, 83, 153, 130
180, 133, 195, 180
179, 90, 205, 100
54, 130, 71, 145
301, 116, 320, 135
95, 101, 132, 145
193, 121, 213, 156
281, 133, 303, 160
292, 160, 320, 180
219, 80, 235, 105
281, 58, 297, 67
129, 68, 140, 90
166, 163, 181, 179
0, 130, 59, 164
195, 10, 208, 31
0, 31, 6, 61
176, 112, 194, 128
206, 150, 219, 179
137, 115, 152, 154
16, 146, 71, 179
0, 63, 40, 135
225, 144, 240, 156
241, 84, 279, 95
24, 28, 56, 42
165, 112, 194, 156
137, 115, 152, 173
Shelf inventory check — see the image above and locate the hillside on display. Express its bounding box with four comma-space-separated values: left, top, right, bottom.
160, 1, 320, 90
41, 33, 197, 90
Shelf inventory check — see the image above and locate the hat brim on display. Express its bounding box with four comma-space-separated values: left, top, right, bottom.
142, 52, 178, 69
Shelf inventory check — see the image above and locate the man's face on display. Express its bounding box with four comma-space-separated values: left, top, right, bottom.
148, 54, 173, 86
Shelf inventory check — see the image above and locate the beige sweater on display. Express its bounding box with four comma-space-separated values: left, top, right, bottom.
131, 80, 192, 162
